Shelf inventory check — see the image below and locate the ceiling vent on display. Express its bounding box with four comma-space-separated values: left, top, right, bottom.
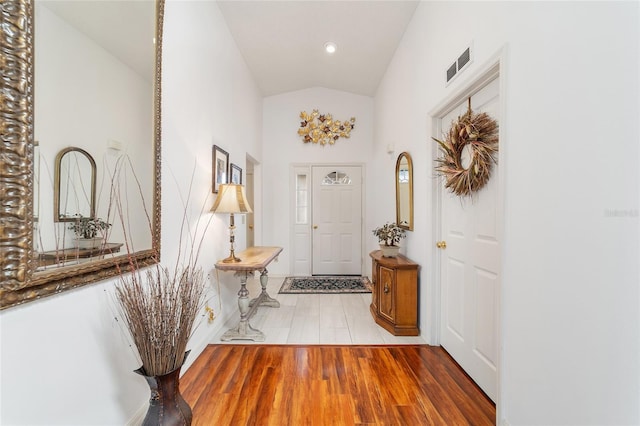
446, 45, 473, 85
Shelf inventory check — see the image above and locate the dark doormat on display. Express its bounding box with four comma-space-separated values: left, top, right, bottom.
278, 276, 372, 294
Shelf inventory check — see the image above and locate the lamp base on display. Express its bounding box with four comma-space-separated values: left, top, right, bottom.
221, 252, 242, 263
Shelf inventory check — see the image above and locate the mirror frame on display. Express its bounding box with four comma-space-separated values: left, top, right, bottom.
395, 151, 414, 231
54, 147, 97, 222
0, 0, 164, 309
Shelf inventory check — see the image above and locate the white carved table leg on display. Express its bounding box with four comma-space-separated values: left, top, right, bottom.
215, 247, 283, 342
249, 269, 280, 308
220, 271, 265, 341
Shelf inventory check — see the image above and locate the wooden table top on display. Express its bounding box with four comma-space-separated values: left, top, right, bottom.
37, 243, 124, 267
39, 243, 124, 259
215, 246, 283, 272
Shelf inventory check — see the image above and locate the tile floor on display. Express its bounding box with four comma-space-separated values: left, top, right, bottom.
213, 275, 427, 345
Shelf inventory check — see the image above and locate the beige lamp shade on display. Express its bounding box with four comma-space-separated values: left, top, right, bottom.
211, 184, 253, 214
211, 183, 252, 263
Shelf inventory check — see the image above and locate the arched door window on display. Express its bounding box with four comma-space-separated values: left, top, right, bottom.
321, 171, 352, 185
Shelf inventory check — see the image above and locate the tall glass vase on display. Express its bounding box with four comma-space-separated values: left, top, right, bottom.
135, 351, 192, 426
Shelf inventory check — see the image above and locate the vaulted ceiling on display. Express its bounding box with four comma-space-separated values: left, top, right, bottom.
217, 1, 420, 97
41, 1, 155, 81
44, 1, 420, 98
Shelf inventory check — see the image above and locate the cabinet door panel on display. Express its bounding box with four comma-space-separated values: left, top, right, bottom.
379, 266, 394, 321
371, 262, 379, 310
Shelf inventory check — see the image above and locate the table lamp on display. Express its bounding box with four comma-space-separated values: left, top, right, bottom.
211, 183, 253, 263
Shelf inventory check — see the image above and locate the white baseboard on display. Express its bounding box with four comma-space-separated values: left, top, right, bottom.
125, 404, 147, 426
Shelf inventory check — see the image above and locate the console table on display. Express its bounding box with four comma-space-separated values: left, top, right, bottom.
38, 243, 123, 267
215, 246, 282, 341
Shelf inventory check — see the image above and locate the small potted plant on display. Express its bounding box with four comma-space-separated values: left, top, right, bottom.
372, 222, 406, 257
68, 217, 111, 249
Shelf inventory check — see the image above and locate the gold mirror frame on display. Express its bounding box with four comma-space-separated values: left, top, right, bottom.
53, 147, 97, 222
0, 0, 164, 309
395, 152, 414, 231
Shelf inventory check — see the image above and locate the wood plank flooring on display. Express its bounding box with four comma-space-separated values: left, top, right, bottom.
180, 345, 496, 425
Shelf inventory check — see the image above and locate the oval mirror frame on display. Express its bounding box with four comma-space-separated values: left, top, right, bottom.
0, 0, 164, 309
54, 147, 97, 222
395, 152, 414, 231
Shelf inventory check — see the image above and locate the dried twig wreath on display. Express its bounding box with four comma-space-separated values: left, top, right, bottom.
433, 100, 499, 197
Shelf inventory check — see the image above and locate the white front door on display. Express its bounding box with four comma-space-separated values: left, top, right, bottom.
438, 77, 500, 401
312, 166, 362, 275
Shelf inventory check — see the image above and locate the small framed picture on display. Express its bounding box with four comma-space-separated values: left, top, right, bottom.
230, 163, 242, 185
212, 145, 229, 193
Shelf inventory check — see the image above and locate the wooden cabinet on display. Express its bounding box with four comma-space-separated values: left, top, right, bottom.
369, 250, 419, 336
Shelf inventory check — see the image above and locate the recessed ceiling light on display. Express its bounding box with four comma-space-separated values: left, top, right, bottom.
324, 42, 337, 54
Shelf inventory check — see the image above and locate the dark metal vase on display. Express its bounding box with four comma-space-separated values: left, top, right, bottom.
135, 351, 192, 426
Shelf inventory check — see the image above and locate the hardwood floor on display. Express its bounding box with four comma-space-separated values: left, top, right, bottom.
180, 345, 496, 425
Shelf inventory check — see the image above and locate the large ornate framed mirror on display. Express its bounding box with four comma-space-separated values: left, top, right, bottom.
0, 0, 164, 309
395, 152, 414, 231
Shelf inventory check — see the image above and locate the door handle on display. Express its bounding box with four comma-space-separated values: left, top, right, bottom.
313, 225, 318, 229
248, 225, 253, 230
436, 241, 447, 249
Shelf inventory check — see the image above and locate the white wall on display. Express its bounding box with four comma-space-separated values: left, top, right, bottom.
0, 0, 262, 424
262, 87, 374, 275
34, 4, 153, 254
373, 1, 639, 424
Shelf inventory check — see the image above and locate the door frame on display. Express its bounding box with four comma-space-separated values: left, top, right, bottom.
245, 154, 258, 248
289, 163, 366, 276
428, 47, 507, 414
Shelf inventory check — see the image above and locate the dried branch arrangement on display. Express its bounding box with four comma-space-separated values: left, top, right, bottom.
433, 103, 499, 197
115, 265, 205, 376
111, 159, 212, 377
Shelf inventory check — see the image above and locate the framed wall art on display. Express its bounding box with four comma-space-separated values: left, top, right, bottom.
230, 163, 242, 185
212, 145, 229, 193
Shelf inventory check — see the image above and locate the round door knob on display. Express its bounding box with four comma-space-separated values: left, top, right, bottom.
436, 241, 447, 249
313, 225, 318, 229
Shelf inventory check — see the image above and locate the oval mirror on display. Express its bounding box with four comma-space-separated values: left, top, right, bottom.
395, 152, 414, 231
54, 147, 96, 222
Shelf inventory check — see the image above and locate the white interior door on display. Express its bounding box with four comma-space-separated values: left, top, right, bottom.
312, 166, 362, 275
438, 77, 500, 401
